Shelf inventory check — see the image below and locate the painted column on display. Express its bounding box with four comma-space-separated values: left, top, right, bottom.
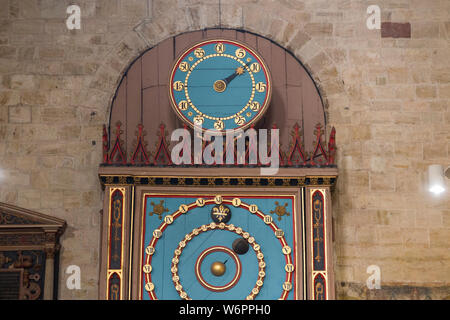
306, 187, 335, 300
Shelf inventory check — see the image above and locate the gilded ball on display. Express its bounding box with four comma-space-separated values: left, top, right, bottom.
210, 261, 226, 277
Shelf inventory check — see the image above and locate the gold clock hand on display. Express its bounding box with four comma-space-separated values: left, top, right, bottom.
223, 64, 249, 85
214, 63, 250, 93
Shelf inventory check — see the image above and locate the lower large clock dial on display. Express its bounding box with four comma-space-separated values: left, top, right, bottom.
141, 194, 297, 300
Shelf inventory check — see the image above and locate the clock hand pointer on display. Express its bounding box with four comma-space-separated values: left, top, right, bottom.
222, 63, 250, 85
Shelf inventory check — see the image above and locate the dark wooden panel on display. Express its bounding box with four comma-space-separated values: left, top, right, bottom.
221, 29, 237, 39
158, 84, 179, 135
174, 30, 203, 57
286, 54, 304, 86
302, 71, 324, 151
110, 78, 127, 136
126, 58, 142, 154
287, 85, 303, 120
142, 86, 160, 153
205, 29, 222, 38
142, 47, 158, 89
244, 32, 257, 49
265, 86, 288, 142
0, 270, 22, 300
236, 30, 246, 43
271, 44, 287, 87
256, 38, 274, 61
157, 37, 174, 86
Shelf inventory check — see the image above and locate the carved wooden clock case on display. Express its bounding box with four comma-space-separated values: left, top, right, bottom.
98, 29, 338, 301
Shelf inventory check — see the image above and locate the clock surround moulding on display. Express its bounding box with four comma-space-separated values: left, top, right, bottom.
98, 166, 337, 300
98, 28, 338, 300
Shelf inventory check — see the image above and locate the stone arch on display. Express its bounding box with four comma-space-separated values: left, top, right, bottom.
88, 10, 347, 131
103, 28, 335, 157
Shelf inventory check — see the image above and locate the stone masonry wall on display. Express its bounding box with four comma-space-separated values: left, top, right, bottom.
0, 0, 449, 299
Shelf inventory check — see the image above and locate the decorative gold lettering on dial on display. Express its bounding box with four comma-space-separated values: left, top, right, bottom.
145, 282, 155, 292
178, 100, 188, 111
214, 120, 224, 130
249, 101, 260, 112
250, 62, 261, 73
145, 246, 155, 255
194, 47, 205, 58
282, 245, 292, 255
235, 48, 246, 58
179, 204, 188, 213
179, 61, 189, 72
173, 81, 184, 91
275, 229, 284, 238
283, 281, 293, 291
164, 215, 173, 224
153, 229, 162, 238
196, 198, 205, 207
235, 115, 245, 126
214, 195, 223, 204
285, 264, 295, 273
255, 82, 266, 92
232, 198, 241, 207
193, 115, 204, 125
215, 42, 225, 53
143, 264, 152, 274
249, 204, 258, 213
263, 215, 273, 224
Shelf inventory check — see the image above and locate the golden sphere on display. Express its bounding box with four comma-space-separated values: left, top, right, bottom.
210, 261, 226, 277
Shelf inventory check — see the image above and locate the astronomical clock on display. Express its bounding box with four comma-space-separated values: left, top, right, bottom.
168, 39, 271, 132
98, 31, 338, 300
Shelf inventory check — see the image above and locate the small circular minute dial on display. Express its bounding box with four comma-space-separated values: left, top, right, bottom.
169, 39, 272, 132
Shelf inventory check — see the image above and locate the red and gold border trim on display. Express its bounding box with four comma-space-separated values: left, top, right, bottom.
194, 246, 242, 293
309, 188, 330, 300
106, 187, 126, 300
141, 195, 296, 300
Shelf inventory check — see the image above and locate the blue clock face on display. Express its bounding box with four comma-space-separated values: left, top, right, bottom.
140, 194, 298, 300
169, 39, 272, 132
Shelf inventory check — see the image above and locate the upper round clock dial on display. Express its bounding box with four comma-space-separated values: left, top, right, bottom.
169, 39, 272, 132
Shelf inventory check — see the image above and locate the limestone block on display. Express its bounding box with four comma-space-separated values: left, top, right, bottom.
0, 45, 16, 59
370, 172, 395, 192
416, 85, 437, 99
429, 228, 450, 248
17, 189, 41, 210
0, 90, 20, 106
402, 228, 429, 247
12, 19, 44, 34
304, 22, 333, 37
10, 75, 36, 90
8, 105, 32, 123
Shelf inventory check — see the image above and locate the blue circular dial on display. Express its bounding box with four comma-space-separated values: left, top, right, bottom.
169, 39, 272, 132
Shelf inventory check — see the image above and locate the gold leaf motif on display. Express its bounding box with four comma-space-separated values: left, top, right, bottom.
270, 201, 290, 221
